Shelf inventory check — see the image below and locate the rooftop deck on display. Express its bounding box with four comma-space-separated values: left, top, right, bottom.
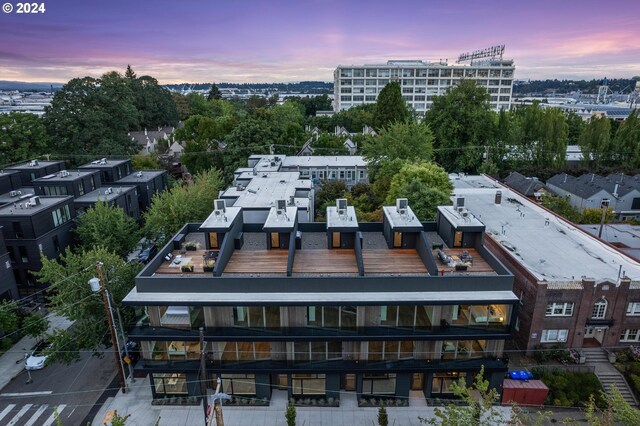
362, 249, 428, 274
224, 249, 288, 274
155, 249, 212, 275
293, 249, 358, 274
432, 248, 495, 274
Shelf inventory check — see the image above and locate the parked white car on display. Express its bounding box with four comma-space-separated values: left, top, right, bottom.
25, 341, 50, 370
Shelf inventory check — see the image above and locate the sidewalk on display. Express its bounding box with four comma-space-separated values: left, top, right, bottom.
0, 313, 74, 390
93, 376, 512, 426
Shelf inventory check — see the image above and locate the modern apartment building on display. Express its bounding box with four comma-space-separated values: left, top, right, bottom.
124, 198, 517, 404
74, 185, 141, 221
6, 160, 65, 187
452, 174, 640, 354
115, 170, 169, 211
78, 158, 133, 183
32, 169, 102, 198
334, 59, 515, 113
0, 195, 75, 300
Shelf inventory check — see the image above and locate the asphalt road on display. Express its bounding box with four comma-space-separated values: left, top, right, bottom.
0, 349, 117, 425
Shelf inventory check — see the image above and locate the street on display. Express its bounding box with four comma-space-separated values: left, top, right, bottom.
0, 349, 117, 425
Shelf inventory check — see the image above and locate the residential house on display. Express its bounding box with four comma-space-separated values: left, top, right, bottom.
78, 158, 133, 183
115, 170, 169, 211
6, 160, 65, 187
32, 169, 102, 198
503, 172, 546, 199
74, 186, 141, 221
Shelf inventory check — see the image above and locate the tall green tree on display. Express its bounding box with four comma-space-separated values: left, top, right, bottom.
207, 83, 222, 101
612, 109, 640, 167
132, 75, 179, 128
566, 110, 584, 145
75, 201, 141, 258
0, 113, 50, 165
385, 162, 452, 221
579, 115, 612, 168
363, 120, 434, 164
144, 168, 224, 244
373, 82, 409, 130
35, 247, 142, 364
124, 64, 136, 79
171, 92, 191, 120
425, 80, 496, 173
45, 76, 139, 156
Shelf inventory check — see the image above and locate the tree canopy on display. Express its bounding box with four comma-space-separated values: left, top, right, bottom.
363, 120, 434, 164
373, 82, 409, 129
75, 201, 141, 258
0, 113, 50, 165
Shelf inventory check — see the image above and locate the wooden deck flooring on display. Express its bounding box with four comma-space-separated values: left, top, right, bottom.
224, 249, 288, 274
432, 248, 494, 273
293, 249, 358, 274
361, 249, 428, 274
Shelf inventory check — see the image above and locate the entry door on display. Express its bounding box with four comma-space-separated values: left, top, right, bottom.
584, 326, 595, 338
271, 232, 280, 248
332, 232, 341, 248
453, 231, 463, 247
393, 232, 403, 248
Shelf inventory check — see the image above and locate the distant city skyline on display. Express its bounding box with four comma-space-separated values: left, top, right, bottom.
1, 0, 638, 84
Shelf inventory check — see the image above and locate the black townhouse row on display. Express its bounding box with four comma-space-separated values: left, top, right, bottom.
124, 199, 518, 404
0, 159, 168, 300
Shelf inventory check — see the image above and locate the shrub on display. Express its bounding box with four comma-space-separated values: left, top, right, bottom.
533, 368, 605, 408
378, 405, 389, 426
285, 403, 296, 426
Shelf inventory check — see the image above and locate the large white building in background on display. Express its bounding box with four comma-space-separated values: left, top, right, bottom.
333, 58, 515, 113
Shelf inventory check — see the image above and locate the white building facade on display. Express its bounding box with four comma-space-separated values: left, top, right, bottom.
334, 59, 515, 113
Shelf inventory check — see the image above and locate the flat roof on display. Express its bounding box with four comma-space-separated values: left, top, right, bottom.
31, 169, 98, 183
200, 206, 242, 230
0, 188, 35, 205
0, 196, 72, 216
7, 160, 64, 170
124, 287, 518, 304
74, 186, 136, 203
78, 159, 130, 169
281, 155, 367, 168
327, 206, 358, 229
438, 206, 484, 229
116, 170, 166, 182
452, 175, 640, 282
222, 172, 311, 209
383, 205, 422, 230
264, 206, 297, 230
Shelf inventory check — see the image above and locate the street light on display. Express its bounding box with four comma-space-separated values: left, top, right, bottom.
89, 263, 127, 394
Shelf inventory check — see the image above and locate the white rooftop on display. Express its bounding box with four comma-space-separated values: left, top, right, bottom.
222, 172, 311, 210
201, 206, 242, 229
264, 206, 297, 229
327, 205, 358, 229
382, 205, 422, 229
452, 175, 640, 283
281, 155, 367, 168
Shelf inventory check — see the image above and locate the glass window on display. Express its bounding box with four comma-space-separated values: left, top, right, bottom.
428, 69, 439, 77
402, 69, 414, 77
440, 69, 452, 77
592, 299, 607, 319
292, 374, 325, 395
340, 96, 351, 102
627, 303, 640, 316
220, 341, 270, 362
453, 69, 464, 77
294, 341, 341, 362
221, 374, 256, 395
368, 341, 413, 361
353, 79, 364, 85
340, 69, 352, 78
362, 374, 396, 395
546, 302, 574, 316
153, 373, 188, 395
366, 69, 377, 77
402, 87, 413, 94
416, 69, 427, 77
341, 79, 352, 86
353, 69, 364, 77
541, 329, 568, 343
378, 69, 390, 78
621, 329, 640, 342
366, 79, 377, 86
340, 87, 352, 93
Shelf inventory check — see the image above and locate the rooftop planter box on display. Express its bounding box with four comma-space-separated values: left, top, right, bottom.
203, 260, 214, 273
181, 263, 194, 273
183, 241, 200, 251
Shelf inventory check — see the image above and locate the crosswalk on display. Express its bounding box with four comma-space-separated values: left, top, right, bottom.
0, 403, 67, 426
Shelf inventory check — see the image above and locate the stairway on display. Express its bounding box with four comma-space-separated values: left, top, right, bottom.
582, 348, 638, 406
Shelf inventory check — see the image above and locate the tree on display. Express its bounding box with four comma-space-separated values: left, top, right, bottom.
35, 247, 142, 364
0, 113, 50, 165
378, 405, 389, 426
363, 120, 434, 163
45, 76, 139, 156
132, 75, 179, 128
584, 386, 640, 426
579, 115, 612, 169
419, 366, 505, 426
373, 82, 409, 129
75, 201, 141, 258
612, 109, 640, 167
171, 93, 191, 120
22, 312, 49, 339
131, 155, 162, 170
385, 162, 452, 221
314, 180, 348, 220
0, 300, 19, 335
124, 65, 136, 79
566, 110, 584, 145
425, 80, 496, 172
207, 83, 222, 101
285, 403, 296, 426
144, 168, 224, 244
540, 195, 580, 223
186, 93, 210, 117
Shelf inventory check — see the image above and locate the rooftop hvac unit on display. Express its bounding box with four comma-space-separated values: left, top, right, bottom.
29, 160, 39, 167
100, 158, 107, 165
289, 195, 295, 206
396, 198, 408, 214
9, 190, 18, 197
337, 198, 348, 214
214, 199, 226, 212
136, 171, 143, 178
456, 197, 465, 208
105, 187, 113, 195
60, 170, 69, 178
276, 199, 287, 213
236, 184, 244, 191
29, 196, 40, 206
91, 160, 100, 164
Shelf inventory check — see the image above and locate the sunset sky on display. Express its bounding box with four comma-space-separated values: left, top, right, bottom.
0, 0, 638, 83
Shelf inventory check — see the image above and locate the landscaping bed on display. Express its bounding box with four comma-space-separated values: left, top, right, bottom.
289, 396, 339, 407
358, 396, 409, 407
613, 346, 640, 401
532, 367, 605, 408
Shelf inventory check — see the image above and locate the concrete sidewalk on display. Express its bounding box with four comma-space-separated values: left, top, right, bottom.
0, 313, 74, 390
93, 376, 512, 426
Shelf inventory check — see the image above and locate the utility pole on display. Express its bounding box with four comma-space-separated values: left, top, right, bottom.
214, 377, 225, 426
93, 263, 127, 394
200, 327, 208, 426
115, 308, 135, 383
